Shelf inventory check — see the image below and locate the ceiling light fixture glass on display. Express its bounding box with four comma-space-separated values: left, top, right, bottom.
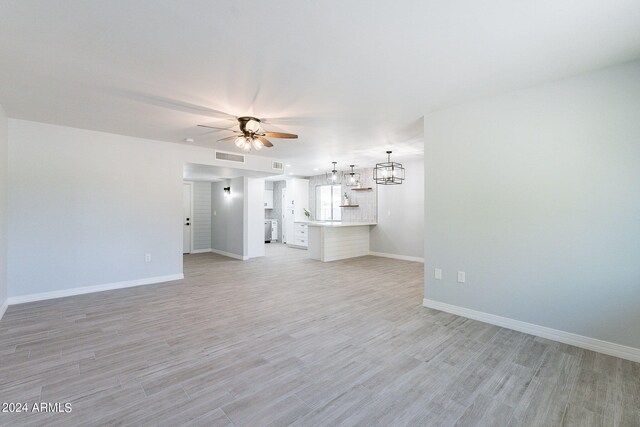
345, 165, 361, 187
374, 151, 405, 185
325, 161, 342, 184
245, 119, 261, 133
252, 138, 264, 150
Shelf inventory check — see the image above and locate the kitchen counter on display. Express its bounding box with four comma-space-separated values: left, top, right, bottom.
307, 222, 375, 262
307, 221, 377, 227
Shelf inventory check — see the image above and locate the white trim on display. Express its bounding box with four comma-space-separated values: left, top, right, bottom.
190, 248, 212, 254
0, 299, 7, 321
210, 248, 248, 260
7, 274, 184, 305
369, 251, 424, 263
422, 298, 640, 363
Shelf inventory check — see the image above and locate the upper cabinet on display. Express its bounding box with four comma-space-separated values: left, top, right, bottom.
264, 189, 274, 209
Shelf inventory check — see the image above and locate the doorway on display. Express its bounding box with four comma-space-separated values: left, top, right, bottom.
183, 182, 192, 254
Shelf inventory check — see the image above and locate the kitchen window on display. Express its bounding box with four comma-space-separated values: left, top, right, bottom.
316, 185, 342, 221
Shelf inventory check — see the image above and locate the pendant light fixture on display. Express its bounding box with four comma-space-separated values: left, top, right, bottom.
326, 161, 342, 184
374, 151, 405, 185
345, 165, 361, 187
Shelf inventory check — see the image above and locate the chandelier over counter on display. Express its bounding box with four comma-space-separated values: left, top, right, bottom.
345, 165, 361, 187
326, 161, 342, 184
374, 151, 405, 185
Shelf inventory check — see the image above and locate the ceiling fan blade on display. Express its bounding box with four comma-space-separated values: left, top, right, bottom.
198, 124, 240, 132
256, 137, 273, 147
217, 135, 240, 142
263, 132, 298, 139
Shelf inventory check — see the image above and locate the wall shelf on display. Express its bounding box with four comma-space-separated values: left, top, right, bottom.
351, 188, 372, 191
339, 204, 360, 208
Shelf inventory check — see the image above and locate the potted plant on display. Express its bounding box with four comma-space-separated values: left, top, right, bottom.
343, 192, 349, 205
303, 208, 311, 221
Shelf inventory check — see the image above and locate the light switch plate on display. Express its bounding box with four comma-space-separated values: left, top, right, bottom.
457, 271, 466, 283
434, 268, 442, 280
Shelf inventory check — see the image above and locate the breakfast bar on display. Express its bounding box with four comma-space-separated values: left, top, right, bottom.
307, 222, 377, 262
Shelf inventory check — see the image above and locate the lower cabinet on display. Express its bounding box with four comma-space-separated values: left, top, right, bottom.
290, 222, 308, 248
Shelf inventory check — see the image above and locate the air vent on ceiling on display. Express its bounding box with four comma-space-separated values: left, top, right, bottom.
272, 161, 284, 171
215, 151, 245, 163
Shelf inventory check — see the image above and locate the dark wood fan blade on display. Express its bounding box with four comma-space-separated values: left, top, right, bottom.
263, 132, 298, 139
256, 137, 273, 147
217, 135, 240, 142
198, 124, 241, 132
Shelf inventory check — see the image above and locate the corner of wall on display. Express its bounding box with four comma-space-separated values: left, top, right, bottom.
0, 104, 8, 320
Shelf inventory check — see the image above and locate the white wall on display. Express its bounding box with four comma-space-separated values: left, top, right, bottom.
424, 61, 640, 349
211, 178, 245, 258
8, 120, 185, 298
5, 120, 281, 300
245, 178, 265, 258
0, 104, 8, 317
370, 158, 424, 260
191, 181, 212, 251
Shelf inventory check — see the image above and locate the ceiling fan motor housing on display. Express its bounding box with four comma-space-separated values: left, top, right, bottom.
237, 116, 261, 134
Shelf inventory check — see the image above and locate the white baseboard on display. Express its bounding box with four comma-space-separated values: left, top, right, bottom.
369, 251, 424, 263
211, 248, 247, 260
0, 299, 7, 321
7, 274, 184, 305
190, 248, 212, 254
422, 298, 640, 363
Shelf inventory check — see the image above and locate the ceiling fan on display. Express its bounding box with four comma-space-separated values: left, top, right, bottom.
198, 116, 297, 152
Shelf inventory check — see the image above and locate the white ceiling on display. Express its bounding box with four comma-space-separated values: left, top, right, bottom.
1, 1, 639, 176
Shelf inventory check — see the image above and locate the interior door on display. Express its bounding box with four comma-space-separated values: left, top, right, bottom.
183, 183, 192, 254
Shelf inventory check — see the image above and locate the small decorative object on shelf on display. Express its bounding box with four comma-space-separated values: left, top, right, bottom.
303, 208, 311, 220
343, 192, 349, 205
374, 151, 405, 185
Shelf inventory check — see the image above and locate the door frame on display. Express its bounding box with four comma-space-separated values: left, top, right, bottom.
183, 181, 194, 254
281, 187, 287, 243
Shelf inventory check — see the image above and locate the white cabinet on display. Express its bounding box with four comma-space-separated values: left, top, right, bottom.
264, 189, 274, 209
283, 178, 309, 247
271, 220, 278, 242
291, 222, 308, 248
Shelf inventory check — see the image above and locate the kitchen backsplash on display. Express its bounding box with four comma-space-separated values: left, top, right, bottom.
307, 167, 377, 223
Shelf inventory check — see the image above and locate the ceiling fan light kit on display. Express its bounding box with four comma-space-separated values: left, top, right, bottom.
374, 151, 405, 185
198, 115, 297, 152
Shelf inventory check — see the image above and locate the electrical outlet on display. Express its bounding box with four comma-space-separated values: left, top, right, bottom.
213, 210, 217, 216
434, 268, 442, 280
457, 271, 466, 283
145, 253, 152, 263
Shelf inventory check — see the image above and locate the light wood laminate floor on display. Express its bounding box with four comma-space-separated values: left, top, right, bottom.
1, 244, 638, 426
